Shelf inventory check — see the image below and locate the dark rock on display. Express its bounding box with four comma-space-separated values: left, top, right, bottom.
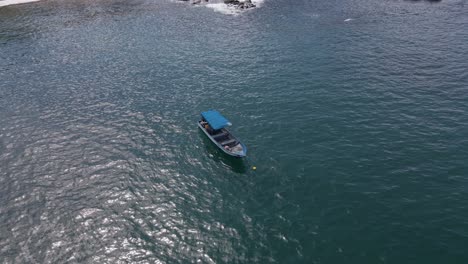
224, 0, 240, 4
224, 0, 256, 9
239, 2, 255, 9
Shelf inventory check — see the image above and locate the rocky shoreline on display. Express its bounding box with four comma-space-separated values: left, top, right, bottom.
179, 0, 256, 10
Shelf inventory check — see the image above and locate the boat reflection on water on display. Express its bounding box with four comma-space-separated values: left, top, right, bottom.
198, 129, 248, 174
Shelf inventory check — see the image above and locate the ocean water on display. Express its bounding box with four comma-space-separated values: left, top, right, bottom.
1, 0, 468, 263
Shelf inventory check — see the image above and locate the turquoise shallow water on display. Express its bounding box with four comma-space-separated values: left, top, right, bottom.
1, 0, 468, 263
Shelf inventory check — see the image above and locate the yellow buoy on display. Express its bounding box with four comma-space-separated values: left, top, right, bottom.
252, 166, 257, 170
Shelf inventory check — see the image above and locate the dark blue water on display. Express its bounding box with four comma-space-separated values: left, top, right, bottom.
1, 0, 468, 263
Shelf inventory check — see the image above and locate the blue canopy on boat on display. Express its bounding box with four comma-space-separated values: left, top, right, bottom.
201, 110, 232, 130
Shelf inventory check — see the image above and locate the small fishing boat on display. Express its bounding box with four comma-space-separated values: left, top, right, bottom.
198, 110, 247, 158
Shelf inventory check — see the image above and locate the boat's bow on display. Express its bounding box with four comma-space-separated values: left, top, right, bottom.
228, 142, 247, 157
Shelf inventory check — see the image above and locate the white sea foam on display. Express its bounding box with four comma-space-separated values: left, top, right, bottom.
0, 0, 40, 7
206, 3, 240, 15
251, 0, 264, 6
